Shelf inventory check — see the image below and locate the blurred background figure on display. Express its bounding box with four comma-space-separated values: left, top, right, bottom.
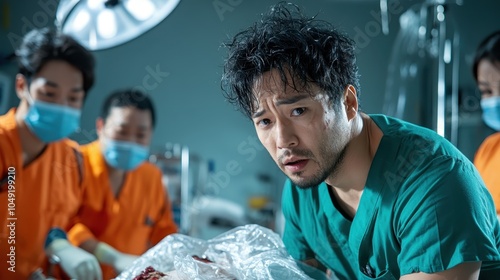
67, 88, 177, 279
473, 30, 500, 216
0, 28, 101, 280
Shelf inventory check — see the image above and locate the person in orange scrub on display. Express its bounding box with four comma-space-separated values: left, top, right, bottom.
473, 30, 500, 216
68, 88, 177, 279
0, 28, 102, 280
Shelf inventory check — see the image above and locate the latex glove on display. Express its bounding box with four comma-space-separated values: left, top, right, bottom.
94, 242, 139, 274
46, 239, 102, 280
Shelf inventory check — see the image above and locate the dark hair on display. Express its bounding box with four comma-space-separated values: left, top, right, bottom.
221, 2, 360, 119
16, 28, 95, 95
101, 88, 156, 128
473, 30, 500, 82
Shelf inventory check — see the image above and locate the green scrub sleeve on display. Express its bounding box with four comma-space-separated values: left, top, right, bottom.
395, 156, 500, 276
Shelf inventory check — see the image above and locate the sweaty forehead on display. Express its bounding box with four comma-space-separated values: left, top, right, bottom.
250, 72, 332, 118
252, 69, 319, 102
478, 60, 500, 82
254, 70, 295, 96
106, 106, 152, 129
35, 60, 84, 87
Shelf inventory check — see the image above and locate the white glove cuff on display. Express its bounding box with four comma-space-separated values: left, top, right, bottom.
94, 242, 119, 265
45, 238, 71, 256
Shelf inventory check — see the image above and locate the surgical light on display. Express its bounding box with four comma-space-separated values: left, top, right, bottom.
56, 0, 181, 51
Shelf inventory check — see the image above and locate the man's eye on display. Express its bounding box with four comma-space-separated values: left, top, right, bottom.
292, 108, 306, 116
42, 91, 55, 97
257, 119, 271, 126
480, 90, 492, 96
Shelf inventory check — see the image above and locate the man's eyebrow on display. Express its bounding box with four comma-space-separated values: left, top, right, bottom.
252, 95, 310, 119
137, 125, 151, 130
252, 109, 265, 119
275, 95, 309, 106
43, 80, 84, 93
44, 80, 58, 88
71, 86, 84, 93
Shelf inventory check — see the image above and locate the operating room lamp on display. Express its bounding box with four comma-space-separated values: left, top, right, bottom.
56, 0, 181, 51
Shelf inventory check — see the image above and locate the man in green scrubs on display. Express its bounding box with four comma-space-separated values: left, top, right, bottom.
221, 3, 500, 280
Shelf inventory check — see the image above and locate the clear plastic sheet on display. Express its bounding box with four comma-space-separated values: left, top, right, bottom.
116, 224, 335, 280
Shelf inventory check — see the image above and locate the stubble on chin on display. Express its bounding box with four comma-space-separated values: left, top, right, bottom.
286, 166, 327, 189
288, 144, 348, 189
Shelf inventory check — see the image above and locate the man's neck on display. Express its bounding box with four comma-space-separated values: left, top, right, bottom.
14, 106, 47, 167
326, 113, 383, 217
107, 165, 126, 198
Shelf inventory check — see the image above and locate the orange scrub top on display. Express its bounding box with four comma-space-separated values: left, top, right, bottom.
475, 132, 500, 213
67, 140, 177, 279
0, 109, 83, 279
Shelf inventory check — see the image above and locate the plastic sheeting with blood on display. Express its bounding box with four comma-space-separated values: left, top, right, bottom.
115, 224, 335, 280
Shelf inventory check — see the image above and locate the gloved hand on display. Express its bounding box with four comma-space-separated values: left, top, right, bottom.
94, 242, 139, 274
46, 239, 102, 280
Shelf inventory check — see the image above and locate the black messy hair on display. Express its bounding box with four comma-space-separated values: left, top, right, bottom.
221, 2, 360, 119
473, 30, 500, 82
101, 88, 156, 128
16, 28, 95, 95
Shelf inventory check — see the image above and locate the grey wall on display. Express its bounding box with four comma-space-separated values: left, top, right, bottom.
0, 0, 499, 207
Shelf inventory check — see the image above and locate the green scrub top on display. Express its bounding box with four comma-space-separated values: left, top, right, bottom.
282, 114, 500, 280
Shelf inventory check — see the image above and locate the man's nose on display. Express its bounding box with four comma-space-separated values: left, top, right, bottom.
275, 119, 298, 149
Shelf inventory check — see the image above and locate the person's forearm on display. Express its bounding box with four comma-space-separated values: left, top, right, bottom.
85, 241, 139, 273
80, 238, 100, 254
81, 239, 124, 265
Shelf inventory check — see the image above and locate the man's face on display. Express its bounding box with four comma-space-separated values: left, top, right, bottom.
251, 69, 354, 189
17, 60, 85, 109
478, 59, 500, 100
98, 106, 153, 147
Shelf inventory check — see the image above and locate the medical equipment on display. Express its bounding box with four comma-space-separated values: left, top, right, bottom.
383, 0, 463, 144
149, 143, 206, 235
189, 195, 249, 240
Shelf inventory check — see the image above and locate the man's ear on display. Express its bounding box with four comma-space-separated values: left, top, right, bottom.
15, 74, 28, 100
96, 118, 104, 137
343, 85, 358, 120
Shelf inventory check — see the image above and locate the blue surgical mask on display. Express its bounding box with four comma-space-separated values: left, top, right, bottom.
481, 96, 500, 131
24, 93, 81, 143
103, 139, 149, 171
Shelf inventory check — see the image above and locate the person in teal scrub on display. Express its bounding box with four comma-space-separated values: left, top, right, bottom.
221, 3, 500, 280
